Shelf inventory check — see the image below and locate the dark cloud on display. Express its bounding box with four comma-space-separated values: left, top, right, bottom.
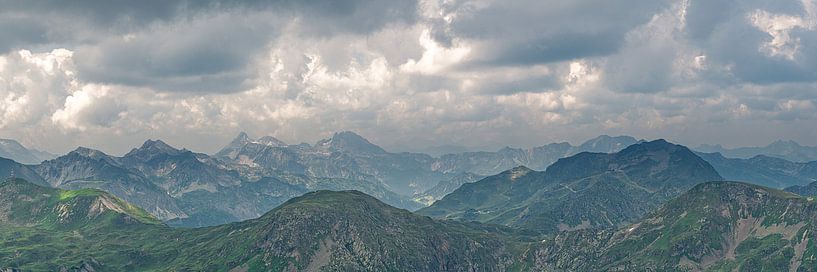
0, 15, 49, 53
0, 0, 418, 92
2, 0, 817, 153
444, 0, 672, 66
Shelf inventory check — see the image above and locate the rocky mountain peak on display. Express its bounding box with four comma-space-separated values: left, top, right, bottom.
234, 131, 251, 143
257, 136, 287, 147
318, 131, 386, 154
0, 138, 44, 164
124, 139, 181, 160
69, 147, 111, 160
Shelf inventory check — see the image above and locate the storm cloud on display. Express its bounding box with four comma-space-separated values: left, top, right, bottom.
0, 0, 815, 155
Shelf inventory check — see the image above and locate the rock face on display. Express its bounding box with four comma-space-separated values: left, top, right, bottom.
216, 131, 453, 196
31, 142, 310, 227
419, 140, 724, 233
698, 152, 817, 189
214, 132, 640, 197
533, 181, 817, 271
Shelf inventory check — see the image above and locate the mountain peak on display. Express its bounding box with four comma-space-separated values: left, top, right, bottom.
768, 139, 801, 148
69, 146, 110, 159
140, 139, 177, 151
505, 165, 533, 180
576, 135, 640, 153
618, 139, 676, 154
233, 131, 251, 144
123, 139, 182, 160
257, 136, 287, 147
0, 138, 44, 164
318, 131, 386, 154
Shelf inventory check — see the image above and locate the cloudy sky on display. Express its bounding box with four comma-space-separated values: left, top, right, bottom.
1, 0, 816, 155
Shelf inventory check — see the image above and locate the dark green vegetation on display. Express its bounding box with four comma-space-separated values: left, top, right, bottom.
6, 178, 817, 271
419, 140, 724, 233
534, 181, 817, 271
0, 178, 526, 271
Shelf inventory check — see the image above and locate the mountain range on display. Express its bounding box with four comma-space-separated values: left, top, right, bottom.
0, 138, 56, 164
697, 152, 817, 189
0, 178, 523, 271
698, 140, 817, 162
5, 177, 817, 270
418, 140, 724, 234
1, 132, 815, 230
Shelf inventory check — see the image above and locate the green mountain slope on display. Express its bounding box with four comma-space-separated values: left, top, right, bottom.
533, 181, 817, 271
418, 140, 723, 233
0, 178, 524, 271
6, 178, 817, 271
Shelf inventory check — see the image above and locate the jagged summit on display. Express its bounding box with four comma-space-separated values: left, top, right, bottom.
68, 146, 114, 161
122, 139, 183, 162
215, 132, 288, 159
234, 131, 251, 143
317, 131, 386, 154
257, 136, 287, 147
136, 139, 180, 153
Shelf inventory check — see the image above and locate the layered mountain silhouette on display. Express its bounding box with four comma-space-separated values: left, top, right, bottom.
419, 140, 724, 233
0, 138, 56, 164
698, 152, 817, 189
698, 140, 817, 162
5, 178, 817, 271
1, 132, 814, 230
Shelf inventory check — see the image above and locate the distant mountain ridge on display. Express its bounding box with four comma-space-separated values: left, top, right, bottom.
215, 132, 642, 195
0, 137, 430, 227
0, 138, 56, 164
5, 178, 817, 271
697, 152, 817, 189
419, 139, 724, 233
5, 132, 816, 229
698, 140, 817, 162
